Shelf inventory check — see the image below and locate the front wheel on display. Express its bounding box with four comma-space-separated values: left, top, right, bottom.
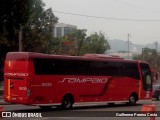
61, 96, 73, 109
128, 95, 136, 105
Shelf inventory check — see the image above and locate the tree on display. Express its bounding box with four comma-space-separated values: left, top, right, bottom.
133, 48, 160, 72
0, 0, 58, 82
0, 0, 31, 51
0, 0, 58, 53
59, 30, 110, 55
23, 0, 58, 53
60, 29, 87, 55
83, 32, 110, 54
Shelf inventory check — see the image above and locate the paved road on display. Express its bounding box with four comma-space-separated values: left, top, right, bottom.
1, 100, 160, 120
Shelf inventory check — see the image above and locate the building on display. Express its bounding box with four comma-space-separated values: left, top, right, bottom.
54, 23, 77, 37
111, 51, 133, 59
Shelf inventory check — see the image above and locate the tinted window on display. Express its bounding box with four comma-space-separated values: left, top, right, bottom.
33, 58, 140, 79
121, 62, 140, 79
140, 63, 150, 69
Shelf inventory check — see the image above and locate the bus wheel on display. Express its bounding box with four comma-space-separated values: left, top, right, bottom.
61, 96, 73, 109
128, 95, 136, 105
39, 106, 52, 110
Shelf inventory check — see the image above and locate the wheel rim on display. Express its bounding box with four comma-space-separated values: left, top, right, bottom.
62, 97, 72, 109
64, 99, 71, 108
129, 96, 136, 105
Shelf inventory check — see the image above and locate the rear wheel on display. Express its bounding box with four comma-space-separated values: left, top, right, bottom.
61, 96, 73, 109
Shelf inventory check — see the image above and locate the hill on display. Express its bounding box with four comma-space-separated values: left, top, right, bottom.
108, 39, 157, 53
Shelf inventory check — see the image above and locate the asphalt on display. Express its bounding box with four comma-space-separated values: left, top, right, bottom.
0, 97, 14, 106
0, 90, 10, 105
0, 85, 6, 104
0, 95, 8, 105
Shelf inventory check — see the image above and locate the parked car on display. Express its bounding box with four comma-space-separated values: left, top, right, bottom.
152, 84, 160, 100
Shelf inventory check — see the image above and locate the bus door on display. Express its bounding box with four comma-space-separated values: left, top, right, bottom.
139, 63, 152, 99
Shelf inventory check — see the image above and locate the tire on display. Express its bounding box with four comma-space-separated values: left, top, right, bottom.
128, 95, 136, 106
61, 96, 73, 109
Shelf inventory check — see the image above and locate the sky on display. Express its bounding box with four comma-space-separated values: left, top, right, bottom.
43, 0, 160, 45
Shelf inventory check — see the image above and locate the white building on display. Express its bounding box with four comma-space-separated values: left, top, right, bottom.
111, 51, 133, 59
54, 23, 77, 37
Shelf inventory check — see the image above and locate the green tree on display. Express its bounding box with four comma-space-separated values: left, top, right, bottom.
0, 0, 58, 53
23, 0, 58, 53
133, 48, 160, 72
59, 30, 110, 55
0, 0, 31, 51
83, 32, 110, 54
62, 29, 87, 55
0, 0, 58, 82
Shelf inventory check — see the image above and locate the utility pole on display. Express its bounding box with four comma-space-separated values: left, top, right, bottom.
155, 41, 158, 52
126, 34, 131, 59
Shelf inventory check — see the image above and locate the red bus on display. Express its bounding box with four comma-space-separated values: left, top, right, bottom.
4, 52, 153, 109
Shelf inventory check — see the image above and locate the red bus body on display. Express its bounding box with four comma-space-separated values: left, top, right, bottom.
4, 52, 153, 108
